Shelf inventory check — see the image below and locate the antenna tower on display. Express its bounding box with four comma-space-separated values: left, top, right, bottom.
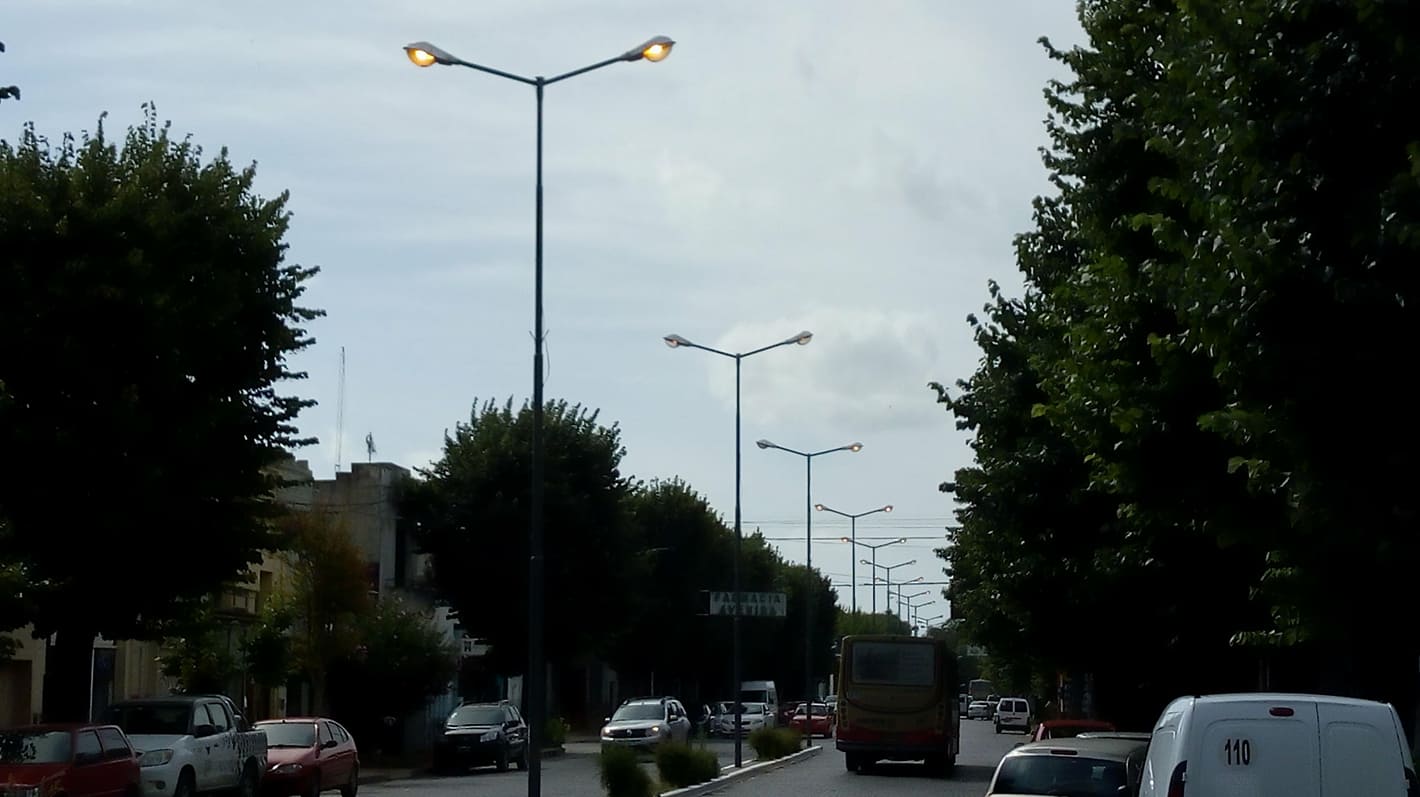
335, 346, 346, 474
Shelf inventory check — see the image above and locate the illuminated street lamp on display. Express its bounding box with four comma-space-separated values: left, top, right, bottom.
402, 35, 673, 797
816, 503, 892, 613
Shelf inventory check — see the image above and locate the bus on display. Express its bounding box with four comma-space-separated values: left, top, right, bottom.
835, 634, 960, 775
968, 678, 995, 701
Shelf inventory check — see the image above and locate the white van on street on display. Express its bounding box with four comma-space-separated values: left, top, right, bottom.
1138, 692, 1416, 797
740, 680, 779, 728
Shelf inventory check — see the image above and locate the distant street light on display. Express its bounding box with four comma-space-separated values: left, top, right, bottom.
898, 589, 931, 621
757, 438, 862, 750
663, 330, 810, 767
403, 36, 674, 797
864, 559, 916, 621
844, 537, 907, 614
817, 503, 892, 613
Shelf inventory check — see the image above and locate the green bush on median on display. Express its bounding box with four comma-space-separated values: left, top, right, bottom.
598, 744, 653, 797
654, 742, 720, 788
545, 716, 569, 748
747, 727, 802, 760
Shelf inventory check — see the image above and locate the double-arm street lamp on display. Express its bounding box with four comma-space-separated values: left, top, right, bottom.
816, 504, 893, 613
663, 331, 811, 766
844, 538, 907, 614
403, 36, 674, 797
917, 613, 945, 632
864, 559, 916, 621
898, 589, 931, 622
756, 439, 862, 748
908, 598, 936, 633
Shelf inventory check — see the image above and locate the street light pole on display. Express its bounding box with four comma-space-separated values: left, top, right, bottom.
863, 559, 916, 623
404, 37, 674, 797
756, 438, 863, 750
664, 331, 811, 767
817, 504, 892, 613
900, 589, 930, 622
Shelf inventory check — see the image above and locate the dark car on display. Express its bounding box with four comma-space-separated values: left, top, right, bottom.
432, 702, 528, 773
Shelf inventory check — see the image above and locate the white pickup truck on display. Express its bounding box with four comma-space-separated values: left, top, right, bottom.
103, 695, 267, 797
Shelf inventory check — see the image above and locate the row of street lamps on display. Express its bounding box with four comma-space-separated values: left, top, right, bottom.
400, 33, 938, 794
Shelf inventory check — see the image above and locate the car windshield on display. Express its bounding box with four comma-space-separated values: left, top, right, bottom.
448, 706, 506, 726
739, 703, 765, 714
795, 704, 829, 716
258, 723, 315, 748
103, 704, 193, 736
993, 755, 1129, 796
0, 731, 72, 764
611, 704, 664, 722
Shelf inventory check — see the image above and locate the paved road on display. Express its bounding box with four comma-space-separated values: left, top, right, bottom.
698, 718, 1020, 797
360, 721, 1019, 797
360, 738, 741, 797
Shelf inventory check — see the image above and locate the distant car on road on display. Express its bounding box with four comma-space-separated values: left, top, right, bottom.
968, 700, 993, 720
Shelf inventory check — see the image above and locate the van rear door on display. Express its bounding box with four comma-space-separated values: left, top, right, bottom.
1318, 701, 1409, 797
1191, 698, 1321, 797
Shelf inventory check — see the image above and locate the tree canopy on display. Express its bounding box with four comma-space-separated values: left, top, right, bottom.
938, 0, 1420, 723
0, 106, 322, 719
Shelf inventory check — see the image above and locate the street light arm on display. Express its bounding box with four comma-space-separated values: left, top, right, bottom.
743, 331, 812, 358
544, 55, 624, 85
817, 505, 852, 520
452, 59, 538, 85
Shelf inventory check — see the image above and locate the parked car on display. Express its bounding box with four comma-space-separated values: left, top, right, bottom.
103, 695, 267, 797
0, 723, 142, 797
433, 702, 529, 773
1031, 719, 1116, 742
600, 698, 692, 750
1138, 692, 1416, 797
254, 717, 359, 797
987, 736, 1147, 796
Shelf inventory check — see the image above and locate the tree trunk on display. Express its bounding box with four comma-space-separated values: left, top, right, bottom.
42, 628, 96, 722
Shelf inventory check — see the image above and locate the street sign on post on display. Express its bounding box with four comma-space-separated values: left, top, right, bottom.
705, 591, 788, 617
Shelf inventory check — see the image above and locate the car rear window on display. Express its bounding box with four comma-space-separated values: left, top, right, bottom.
994, 755, 1128, 796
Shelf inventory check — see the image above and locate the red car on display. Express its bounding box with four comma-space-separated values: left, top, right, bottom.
788, 703, 835, 738
0, 723, 141, 797
254, 718, 359, 797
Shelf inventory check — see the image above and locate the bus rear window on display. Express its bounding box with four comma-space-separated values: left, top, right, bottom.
849, 641, 936, 686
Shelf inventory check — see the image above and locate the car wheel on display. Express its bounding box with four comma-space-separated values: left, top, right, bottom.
995, 724, 1001, 734
238, 762, 258, 797
305, 772, 322, 797
173, 769, 196, 797
340, 765, 358, 797
516, 744, 528, 771
496, 745, 510, 772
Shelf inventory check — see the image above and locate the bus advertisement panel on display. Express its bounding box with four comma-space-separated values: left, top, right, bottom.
835, 634, 959, 775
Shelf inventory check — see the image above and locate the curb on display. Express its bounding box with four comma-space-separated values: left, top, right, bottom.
658, 745, 823, 797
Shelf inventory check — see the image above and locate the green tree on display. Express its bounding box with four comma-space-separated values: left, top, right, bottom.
834, 609, 910, 638
607, 479, 732, 693
0, 106, 321, 720
281, 512, 372, 714
157, 603, 241, 695
402, 398, 639, 674
328, 594, 457, 745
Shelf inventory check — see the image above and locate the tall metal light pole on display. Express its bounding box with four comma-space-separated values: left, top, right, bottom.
756, 438, 862, 749
863, 559, 916, 621
846, 539, 907, 614
899, 589, 931, 622
815, 504, 892, 613
663, 331, 811, 767
404, 37, 674, 797
908, 598, 935, 634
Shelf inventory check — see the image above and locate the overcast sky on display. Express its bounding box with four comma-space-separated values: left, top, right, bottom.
6, 1, 1085, 618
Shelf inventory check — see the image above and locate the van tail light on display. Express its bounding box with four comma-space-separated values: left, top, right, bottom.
1269, 706, 1294, 717
1167, 761, 1187, 797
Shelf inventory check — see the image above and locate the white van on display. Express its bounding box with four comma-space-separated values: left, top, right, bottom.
740, 680, 779, 728
1138, 692, 1416, 797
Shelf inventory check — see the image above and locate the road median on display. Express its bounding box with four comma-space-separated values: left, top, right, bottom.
658, 744, 822, 797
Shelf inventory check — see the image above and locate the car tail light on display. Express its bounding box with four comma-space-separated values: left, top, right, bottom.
1167, 761, 1187, 797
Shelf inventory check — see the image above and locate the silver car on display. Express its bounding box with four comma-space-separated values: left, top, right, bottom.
715, 702, 771, 737
600, 698, 691, 749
